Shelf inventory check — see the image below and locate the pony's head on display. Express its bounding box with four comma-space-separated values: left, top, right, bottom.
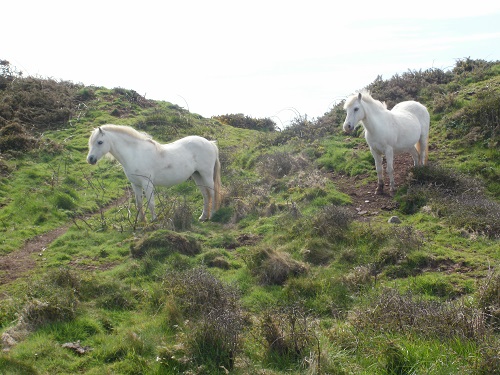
87, 127, 111, 165
343, 92, 366, 133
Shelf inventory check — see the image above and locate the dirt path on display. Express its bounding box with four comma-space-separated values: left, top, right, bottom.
0, 226, 70, 286
0, 195, 130, 287
331, 154, 414, 219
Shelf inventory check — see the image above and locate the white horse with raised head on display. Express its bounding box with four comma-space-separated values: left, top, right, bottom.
87, 124, 221, 221
343, 91, 430, 194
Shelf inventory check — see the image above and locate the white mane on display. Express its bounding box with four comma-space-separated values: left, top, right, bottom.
99, 124, 154, 142
344, 90, 387, 110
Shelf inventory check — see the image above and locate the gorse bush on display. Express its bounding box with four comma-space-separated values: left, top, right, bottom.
213, 113, 276, 131
256, 151, 310, 179
366, 68, 453, 108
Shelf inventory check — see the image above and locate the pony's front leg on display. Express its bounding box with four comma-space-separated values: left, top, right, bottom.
372, 150, 385, 194
143, 182, 157, 221
131, 184, 147, 222
385, 148, 396, 193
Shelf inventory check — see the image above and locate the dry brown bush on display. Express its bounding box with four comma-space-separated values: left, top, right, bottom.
350, 288, 489, 341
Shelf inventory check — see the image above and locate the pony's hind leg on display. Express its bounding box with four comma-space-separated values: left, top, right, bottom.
419, 137, 428, 166
410, 146, 420, 166
192, 172, 213, 221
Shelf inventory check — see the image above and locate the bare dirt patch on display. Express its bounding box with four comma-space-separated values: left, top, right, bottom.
0, 195, 130, 288
0, 226, 69, 286
332, 154, 415, 220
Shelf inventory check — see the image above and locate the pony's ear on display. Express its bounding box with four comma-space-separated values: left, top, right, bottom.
357, 92, 362, 101
98, 127, 103, 134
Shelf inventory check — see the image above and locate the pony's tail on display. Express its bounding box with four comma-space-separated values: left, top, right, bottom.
415, 133, 430, 165
424, 134, 429, 164
213, 143, 222, 211
415, 141, 422, 163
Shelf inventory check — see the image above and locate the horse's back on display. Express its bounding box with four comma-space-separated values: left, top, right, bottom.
392, 101, 430, 132
165, 136, 218, 166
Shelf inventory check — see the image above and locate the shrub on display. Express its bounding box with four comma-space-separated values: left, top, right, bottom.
256, 151, 310, 180
161, 268, 244, 371
350, 288, 488, 341
260, 303, 318, 366
0, 122, 37, 152
213, 113, 276, 131
399, 165, 500, 238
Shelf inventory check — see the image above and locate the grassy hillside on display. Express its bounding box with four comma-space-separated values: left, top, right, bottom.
0, 58, 499, 374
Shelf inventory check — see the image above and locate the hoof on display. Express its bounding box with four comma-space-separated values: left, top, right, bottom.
375, 184, 384, 195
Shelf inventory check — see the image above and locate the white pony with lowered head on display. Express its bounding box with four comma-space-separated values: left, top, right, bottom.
87, 124, 221, 222
343, 90, 430, 194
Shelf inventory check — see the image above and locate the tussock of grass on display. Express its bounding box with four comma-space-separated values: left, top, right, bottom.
249, 248, 308, 286
130, 229, 201, 259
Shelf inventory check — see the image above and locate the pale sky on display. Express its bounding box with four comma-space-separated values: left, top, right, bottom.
3, 1, 500, 127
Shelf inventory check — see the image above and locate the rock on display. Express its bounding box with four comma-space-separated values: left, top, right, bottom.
388, 216, 401, 224
62, 341, 92, 355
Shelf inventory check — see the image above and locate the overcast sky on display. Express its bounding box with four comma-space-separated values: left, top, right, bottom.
3, 1, 500, 127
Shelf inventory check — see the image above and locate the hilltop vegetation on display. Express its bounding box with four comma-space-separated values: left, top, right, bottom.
0, 58, 499, 374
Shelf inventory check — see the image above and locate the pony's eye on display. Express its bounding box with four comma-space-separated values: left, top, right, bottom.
98, 140, 103, 145
354, 107, 359, 112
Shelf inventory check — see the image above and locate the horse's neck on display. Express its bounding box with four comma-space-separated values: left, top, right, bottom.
109, 134, 156, 168
362, 102, 390, 134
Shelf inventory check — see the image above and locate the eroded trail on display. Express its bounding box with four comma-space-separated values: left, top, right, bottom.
0, 194, 130, 288
0, 226, 70, 286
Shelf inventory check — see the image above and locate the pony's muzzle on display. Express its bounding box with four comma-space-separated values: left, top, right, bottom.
343, 122, 353, 133
87, 155, 97, 165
